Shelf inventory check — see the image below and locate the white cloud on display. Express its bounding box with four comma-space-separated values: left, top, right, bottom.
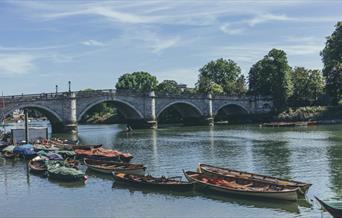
81, 40, 105, 47
220, 23, 245, 35
246, 13, 290, 26
0, 54, 36, 75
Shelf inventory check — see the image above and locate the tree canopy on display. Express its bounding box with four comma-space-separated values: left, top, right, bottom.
291, 67, 324, 102
196, 58, 246, 95
248, 49, 293, 111
115, 71, 158, 92
157, 80, 182, 94
321, 21, 342, 104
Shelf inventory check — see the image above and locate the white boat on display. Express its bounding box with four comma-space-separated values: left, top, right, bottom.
184, 171, 298, 201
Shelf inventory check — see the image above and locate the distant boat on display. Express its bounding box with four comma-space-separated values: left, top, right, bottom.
315, 196, 342, 218
184, 170, 298, 201
198, 163, 311, 195
261, 121, 317, 127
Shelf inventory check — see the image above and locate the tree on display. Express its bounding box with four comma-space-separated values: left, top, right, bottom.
115, 71, 158, 92
248, 49, 293, 111
196, 75, 224, 95
196, 58, 246, 95
157, 80, 182, 94
291, 67, 324, 102
307, 69, 325, 101
321, 22, 342, 104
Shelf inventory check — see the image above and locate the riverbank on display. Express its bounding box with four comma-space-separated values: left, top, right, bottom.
276, 106, 342, 123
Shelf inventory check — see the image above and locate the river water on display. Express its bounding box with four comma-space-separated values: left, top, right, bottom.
1, 123, 342, 218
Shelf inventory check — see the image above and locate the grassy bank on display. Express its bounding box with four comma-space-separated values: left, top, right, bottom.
276, 106, 342, 122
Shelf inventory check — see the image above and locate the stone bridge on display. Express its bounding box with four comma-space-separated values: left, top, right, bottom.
0, 89, 273, 133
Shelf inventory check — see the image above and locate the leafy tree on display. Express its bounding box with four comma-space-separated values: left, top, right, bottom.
197, 58, 246, 95
157, 80, 182, 94
115, 71, 158, 92
321, 22, 342, 104
234, 75, 247, 96
248, 49, 293, 111
196, 75, 224, 95
291, 67, 324, 102
307, 69, 325, 100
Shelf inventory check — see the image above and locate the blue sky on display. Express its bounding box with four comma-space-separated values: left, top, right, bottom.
0, 0, 341, 95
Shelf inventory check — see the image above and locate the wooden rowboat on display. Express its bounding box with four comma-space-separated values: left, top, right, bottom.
184, 171, 298, 201
47, 164, 87, 182
84, 158, 145, 175
28, 159, 47, 174
315, 196, 342, 218
113, 172, 194, 191
198, 163, 311, 194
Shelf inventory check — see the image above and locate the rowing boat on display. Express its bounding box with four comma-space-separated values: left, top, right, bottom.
47, 162, 87, 182
184, 171, 298, 201
75, 148, 133, 163
113, 172, 194, 191
315, 196, 342, 218
198, 163, 311, 194
28, 157, 47, 174
84, 158, 145, 175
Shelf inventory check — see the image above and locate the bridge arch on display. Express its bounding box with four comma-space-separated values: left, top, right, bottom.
3, 104, 63, 123
157, 101, 203, 118
214, 103, 249, 123
77, 98, 144, 122
157, 101, 203, 125
2, 103, 64, 132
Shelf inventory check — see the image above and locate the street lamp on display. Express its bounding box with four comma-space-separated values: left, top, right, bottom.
68, 81, 71, 92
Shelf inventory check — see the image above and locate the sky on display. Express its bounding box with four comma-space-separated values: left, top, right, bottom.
0, 0, 341, 95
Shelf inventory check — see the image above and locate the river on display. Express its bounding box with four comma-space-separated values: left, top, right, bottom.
1, 123, 342, 217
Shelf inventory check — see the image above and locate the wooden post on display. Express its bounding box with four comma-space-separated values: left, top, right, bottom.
24, 109, 29, 143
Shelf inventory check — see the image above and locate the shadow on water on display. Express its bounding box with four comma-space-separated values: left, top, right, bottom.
196, 190, 301, 214
111, 181, 302, 214
47, 178, 86, 188
85, 169, 113, 181
326, 131, 342, 199
251, 140, 292, 178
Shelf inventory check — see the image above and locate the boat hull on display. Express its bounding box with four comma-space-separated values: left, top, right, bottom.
184, 171, 298, 201
84, 159, 145, 175
198, 164, 311, 195
113, 173, 194, 191
315, 197, 342, 218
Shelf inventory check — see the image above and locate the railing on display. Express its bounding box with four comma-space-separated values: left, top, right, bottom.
1, 89, 273, 102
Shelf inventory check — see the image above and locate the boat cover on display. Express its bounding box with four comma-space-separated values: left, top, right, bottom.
47, 163, 84, 177
46, 152, 64, 160
13, 144, 36, 156
2, 145, 15, 153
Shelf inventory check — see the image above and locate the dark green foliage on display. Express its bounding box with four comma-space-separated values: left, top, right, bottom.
291, 67, 324, 102
115, 71, 158, 92
196, 75, 223, 95
196, 58, 246, 95
321, 22, 342, 104
157, 80, 182, 94
248, 49, 293, 111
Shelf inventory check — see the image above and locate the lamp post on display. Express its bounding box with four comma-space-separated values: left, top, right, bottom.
55, 85, 58, 94
68, 81, 71, 92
